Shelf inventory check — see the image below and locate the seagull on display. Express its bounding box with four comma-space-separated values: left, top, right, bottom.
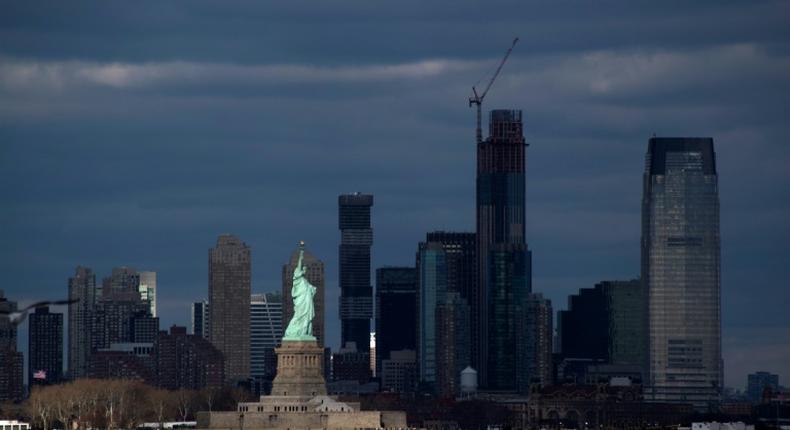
0, 298, 79, 326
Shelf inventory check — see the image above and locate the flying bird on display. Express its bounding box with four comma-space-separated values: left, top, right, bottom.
0, 298, 79, 326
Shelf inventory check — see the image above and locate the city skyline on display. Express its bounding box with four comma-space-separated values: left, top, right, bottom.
2, 1, 789, 390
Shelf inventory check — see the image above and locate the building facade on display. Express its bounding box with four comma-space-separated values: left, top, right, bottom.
93, 289, 153, 350
381, 349, 418, 393
156, 325, 224, 390
488, 244, 531, 391
559, 286, 609, 362
417, 241, 446, 388
374, 267, 417, 377
601, 280, 644, 367
435, 292, 471, 398
331, 342, 372, 383
251, 292, 284, 387
0, 290, 23, 401
282, 248, 325, 347
476, 109, 532, 389
557, 280, 644, 385
642, 137, 722, 410
28, 306, 64, 385
87, 347, 155, 383
338, 193, 374, 353
747, 372, 779, 403
191, 300, 209, 338
68, 266, 99, 378
209, 234, 252, 383
138, 271, 157, 317
525, 293, 553, 388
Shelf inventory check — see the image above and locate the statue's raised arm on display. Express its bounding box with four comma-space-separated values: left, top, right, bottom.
296, 240, 305, 272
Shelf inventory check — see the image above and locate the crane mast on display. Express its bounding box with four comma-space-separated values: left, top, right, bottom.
469, 37, 519, 144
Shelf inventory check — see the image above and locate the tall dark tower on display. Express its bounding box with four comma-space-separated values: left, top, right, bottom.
375, 267, 417, 377
28, 307, 64, 385
338, 193, 374, 352
476, 109, 532, 390
68, 266, 98, 378
209, 234, 252, 383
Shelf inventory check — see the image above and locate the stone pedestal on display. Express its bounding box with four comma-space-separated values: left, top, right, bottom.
270, 340, 327, 397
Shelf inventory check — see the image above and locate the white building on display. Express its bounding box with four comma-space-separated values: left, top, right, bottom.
0, 420, 31, 430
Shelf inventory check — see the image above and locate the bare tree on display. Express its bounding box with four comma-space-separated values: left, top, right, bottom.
149, 389, 175, 429
28, 386, 54, 430
175, 389, 200, 422
50, 384, 74, 430
200, 387, 220, 413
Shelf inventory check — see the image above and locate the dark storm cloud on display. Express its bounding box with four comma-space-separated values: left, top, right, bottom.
2, 0, 789, 388
2, 1, 788, 63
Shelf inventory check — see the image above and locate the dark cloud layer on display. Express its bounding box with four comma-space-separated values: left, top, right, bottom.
2, 0, 789, 389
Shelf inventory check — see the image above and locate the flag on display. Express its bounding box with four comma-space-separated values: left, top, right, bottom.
33, 370, 47, 380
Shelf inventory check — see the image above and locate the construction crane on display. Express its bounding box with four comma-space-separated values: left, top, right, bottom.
469, 37, 519, 144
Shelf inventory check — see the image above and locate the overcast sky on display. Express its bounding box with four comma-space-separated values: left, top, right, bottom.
2, 1, 789, 389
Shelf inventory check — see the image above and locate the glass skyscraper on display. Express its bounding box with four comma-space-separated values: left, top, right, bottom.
476, 109, 532, 389
138, 271, 157, 317
250, 292, 283, 387
642, 137, 721, 410
417, 242, 446, 387
338, 193, 374, 353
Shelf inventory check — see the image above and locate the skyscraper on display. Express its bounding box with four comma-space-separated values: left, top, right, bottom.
375, 267, 417, 377
191, 300, 209, 338
416, 233, 476, 394
251, 292, 283, 387
103, 266, 139, 295
68, 266, 99, 378
338, 193, 373, 353
435, 292, 471, 398
139, 271, 157, 317
524, 293, 553, 388
642, 137, 721, 410
425, 232, 477, 373
602, 280, 644, 367
282, 247, 325, 347
0, 290, 18, 350
28, 307, 64, 385
424, 232, 477, 303
487, 245, 530, 391
0, 290, 23, 401
417, 241, 446, 388
93, 286, 152, 350
476, 109, 531, 389
209, 234, 251, 383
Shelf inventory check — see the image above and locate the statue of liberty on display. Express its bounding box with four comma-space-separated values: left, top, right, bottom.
283, 241, 317, 341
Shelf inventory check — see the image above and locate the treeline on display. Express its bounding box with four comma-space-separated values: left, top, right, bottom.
1, 379, 253, 430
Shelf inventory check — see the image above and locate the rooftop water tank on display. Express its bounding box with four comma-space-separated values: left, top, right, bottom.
460, 366, 478, 394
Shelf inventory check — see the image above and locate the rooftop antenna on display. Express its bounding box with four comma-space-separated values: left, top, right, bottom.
469, 37, 519, 144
